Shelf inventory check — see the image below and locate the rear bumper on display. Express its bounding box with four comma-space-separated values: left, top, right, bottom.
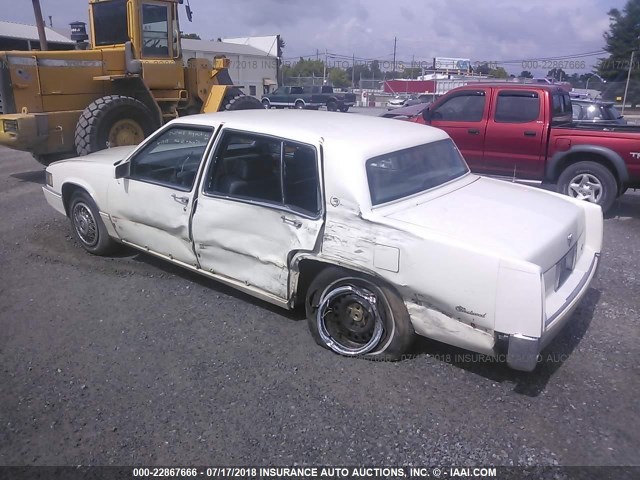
505, 253, 599, 371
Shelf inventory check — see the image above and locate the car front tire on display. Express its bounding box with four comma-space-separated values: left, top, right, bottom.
305, 267, 414, 361
69, 191, 117, 256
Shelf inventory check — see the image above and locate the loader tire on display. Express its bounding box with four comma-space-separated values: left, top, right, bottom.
75, 95, 158, 157
221, 88, 265, 111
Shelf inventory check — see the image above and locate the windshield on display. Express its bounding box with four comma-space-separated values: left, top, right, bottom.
93, 0, 128, 46
366, 139, 469, 206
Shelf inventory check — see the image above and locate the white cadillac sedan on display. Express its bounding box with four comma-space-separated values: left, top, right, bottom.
43, 110, 603, 371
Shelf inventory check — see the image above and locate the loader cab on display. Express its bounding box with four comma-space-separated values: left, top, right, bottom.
89, 0, 182, 60
89, 0, 185, 91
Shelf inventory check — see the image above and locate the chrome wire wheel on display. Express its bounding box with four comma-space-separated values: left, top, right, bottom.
316, 283, 384, 356
568, 173, 603, 203
72, 201, 99, 248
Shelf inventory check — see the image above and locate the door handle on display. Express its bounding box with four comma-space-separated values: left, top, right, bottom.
281, 215, 302, 229
171, 194, 189, 205
467, 128, 480, 135
524, 131, 537, 137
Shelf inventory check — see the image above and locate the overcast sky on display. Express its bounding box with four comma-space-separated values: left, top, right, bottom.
0, 0, 627, 75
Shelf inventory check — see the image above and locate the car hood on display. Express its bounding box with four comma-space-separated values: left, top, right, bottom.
51, 146, 137, 166
381, 177, 585, 271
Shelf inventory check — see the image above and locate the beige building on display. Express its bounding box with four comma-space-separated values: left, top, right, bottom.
182, 38, 278, 97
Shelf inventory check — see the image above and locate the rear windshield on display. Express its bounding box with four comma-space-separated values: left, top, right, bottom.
366, 139, 469, 206
605, 105, 622, 120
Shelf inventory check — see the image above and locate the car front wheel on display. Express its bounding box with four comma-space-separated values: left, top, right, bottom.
69, 191, 117, 255
306, 268, 414, 360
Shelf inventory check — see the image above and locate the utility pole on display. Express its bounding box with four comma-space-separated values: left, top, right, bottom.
32, 0, 48, 51
352, 54, 355, 89
622, 50, 635, 115
392, 37, 397, 74
411, 54, 415, 79
323, 49, 327, 85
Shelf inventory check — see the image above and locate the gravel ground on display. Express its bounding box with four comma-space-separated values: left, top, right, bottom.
0, 147, 638, 468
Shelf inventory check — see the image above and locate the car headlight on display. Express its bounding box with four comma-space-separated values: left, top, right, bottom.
2, 120, 18, 134
45, 171, 53, 187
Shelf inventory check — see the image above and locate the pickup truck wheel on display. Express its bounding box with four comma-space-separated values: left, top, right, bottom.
262, 99, 271, 109
557, 161, 617, 212
306, 268, 414, 361
75, 95, 157, 156
326, 101, 338, 112
294, 100, 305, 109
339, 106, 350, 113
69, 191, 117, 256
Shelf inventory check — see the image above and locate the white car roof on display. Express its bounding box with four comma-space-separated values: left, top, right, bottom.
170, 109, 450, 161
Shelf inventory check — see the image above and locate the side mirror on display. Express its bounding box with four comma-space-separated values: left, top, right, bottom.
115, 162, 130, 179
421, 107, 432, 122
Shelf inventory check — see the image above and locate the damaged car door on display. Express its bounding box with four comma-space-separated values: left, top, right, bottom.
109, 125, 215, 265
191, 129, 324, 300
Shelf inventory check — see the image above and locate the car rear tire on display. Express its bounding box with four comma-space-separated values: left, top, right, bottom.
69, 191, 117, 256
557, 161, 617, 213
75, 95, 158, 157
339, 106, 350, 113
326, 101, 338, 112
305, 267, 414, 361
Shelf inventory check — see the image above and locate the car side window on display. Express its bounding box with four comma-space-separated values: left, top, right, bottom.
206, 133, 282, 204
205, 132, 321, 216
432, 93, 485, 122
494, 91, 540, 123
129, 127, 213, 190
283, 142, 321, 215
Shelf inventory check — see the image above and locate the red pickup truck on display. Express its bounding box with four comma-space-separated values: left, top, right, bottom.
410, 84, 640, 212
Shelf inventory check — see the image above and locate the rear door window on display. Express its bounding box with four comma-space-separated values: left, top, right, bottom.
494, 91, 540, 123
204, 132, 321, 216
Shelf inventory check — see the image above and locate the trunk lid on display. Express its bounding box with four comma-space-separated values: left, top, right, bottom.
382, 177, 584, 271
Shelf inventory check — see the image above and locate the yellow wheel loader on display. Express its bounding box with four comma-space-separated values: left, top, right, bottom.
0, 0, 264, 165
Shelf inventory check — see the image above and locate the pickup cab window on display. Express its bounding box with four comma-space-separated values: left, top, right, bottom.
432, 93, 485, 122
552, 93, 572, 118
366, 139, 469, 205
494, 91, 540, 123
